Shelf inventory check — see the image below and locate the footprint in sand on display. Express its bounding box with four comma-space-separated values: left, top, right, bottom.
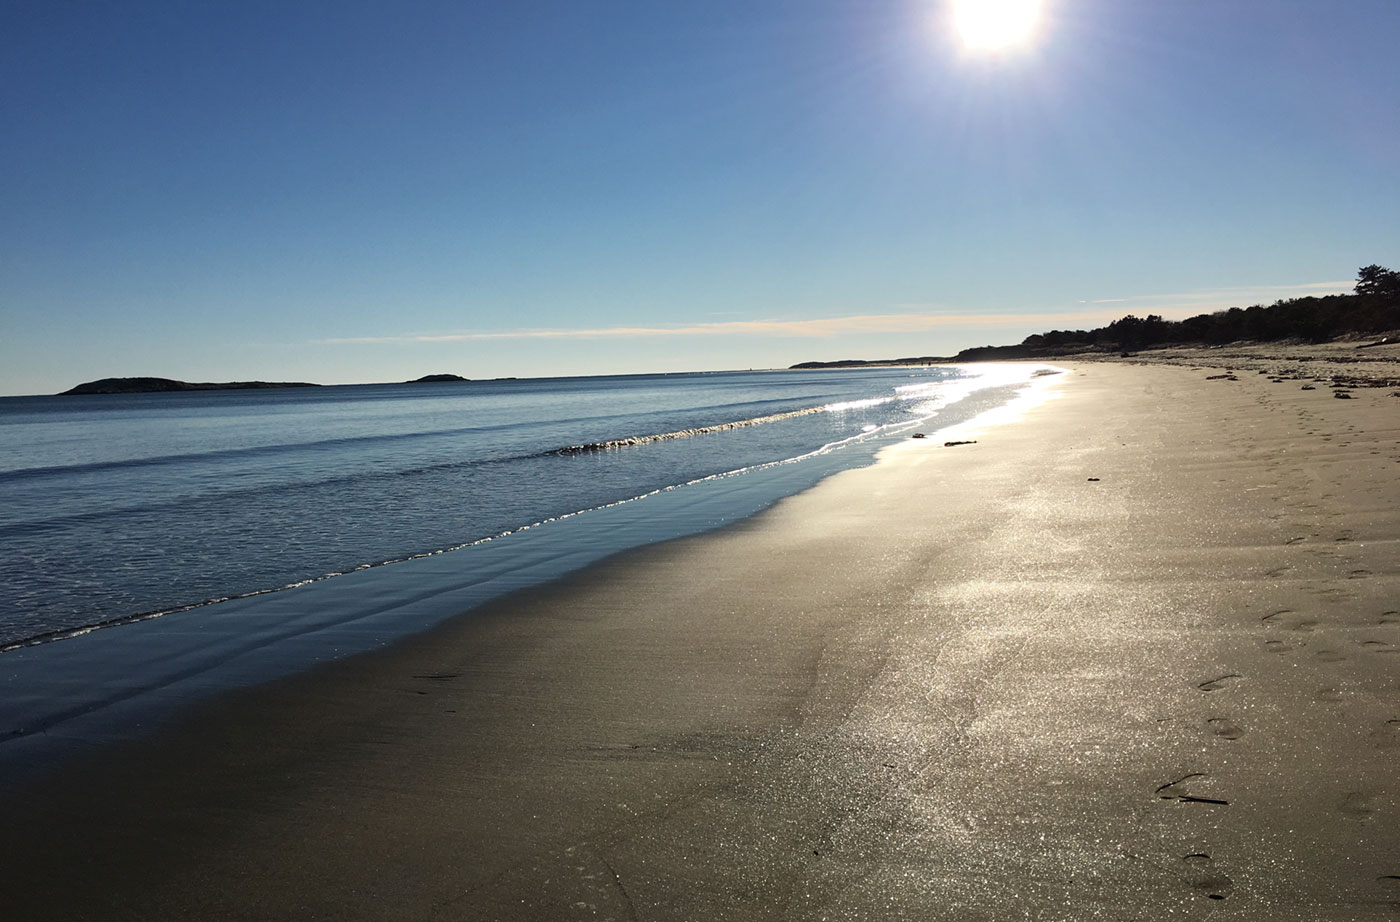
1380, 611, 1400, 625
1197, 674, 1242, 692
1181, 853, 1233, 901
1349, 570, 1374, 579
1206, 718, 1245, 740
1368, 720, 1400, 750
1314, 649, 1348, 663
1264, 610, 1322, 632
1263, 566, 1293, 578
1263, 639, 1300, 653
1316, 687, 1344, 703
1359, 640, 1397, 654
1340, 792, 1377, 820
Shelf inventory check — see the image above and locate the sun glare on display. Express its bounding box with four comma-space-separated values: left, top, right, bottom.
952, 0, 1044, 52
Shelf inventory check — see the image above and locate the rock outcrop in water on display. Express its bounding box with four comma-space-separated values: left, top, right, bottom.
407, 374, 470, 383
61, 377, 321, 395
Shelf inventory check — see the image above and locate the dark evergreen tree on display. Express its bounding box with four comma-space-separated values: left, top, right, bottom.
1355, 264, 1400, 298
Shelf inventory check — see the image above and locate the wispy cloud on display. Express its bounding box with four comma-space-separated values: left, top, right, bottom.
322, 310, 1138, 345
1082, 280, 1353, 310
320, 280, 1353, 345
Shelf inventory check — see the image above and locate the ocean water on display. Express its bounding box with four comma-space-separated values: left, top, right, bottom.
0, 364, 1060, 772
0, 365, 1045, 650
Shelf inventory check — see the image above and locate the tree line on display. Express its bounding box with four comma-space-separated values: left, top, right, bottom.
958, 264, 1400, 360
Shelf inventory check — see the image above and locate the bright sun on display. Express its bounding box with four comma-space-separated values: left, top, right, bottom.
951, 0, 1044, 52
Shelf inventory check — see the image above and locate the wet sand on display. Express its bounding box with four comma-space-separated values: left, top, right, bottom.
4, 359, 1398, 920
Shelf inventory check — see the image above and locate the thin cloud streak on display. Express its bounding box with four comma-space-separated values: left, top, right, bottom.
321, 280, 1353, 346
322, 310, 1138, 345
1091, 280, 1352, 306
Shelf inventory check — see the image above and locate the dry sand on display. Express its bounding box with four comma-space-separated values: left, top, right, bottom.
1102, 336, 1400, 390
4, 357, 1398, 920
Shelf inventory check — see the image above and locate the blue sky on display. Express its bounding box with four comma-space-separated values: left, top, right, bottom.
2, 0, 1397, 394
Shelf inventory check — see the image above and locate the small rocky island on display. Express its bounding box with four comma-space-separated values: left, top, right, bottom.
61, 374, 476, 395
61, 377, 321, 395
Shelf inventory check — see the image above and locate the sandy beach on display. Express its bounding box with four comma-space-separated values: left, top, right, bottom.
5, 357, 1398, 920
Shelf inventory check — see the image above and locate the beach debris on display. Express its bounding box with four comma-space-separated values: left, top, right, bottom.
1087, 477, 1100, 482
943, 440, 977, 447
911, 432, 927, 439
1301, 384, 1316, 390
1155, 773, 1230, 805
1205, 373, 1239, 381
1197, 673, 1241, 692
1334, 391, 1354, 399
